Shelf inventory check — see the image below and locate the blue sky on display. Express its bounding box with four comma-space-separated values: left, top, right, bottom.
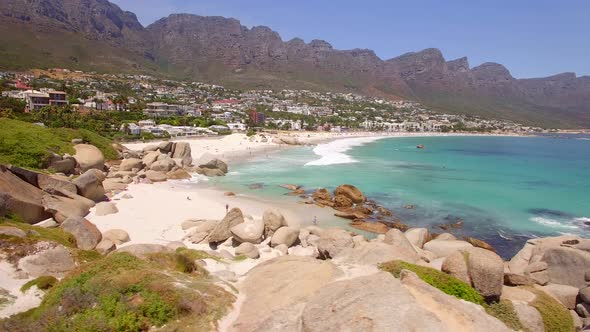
111, 0, 590, 78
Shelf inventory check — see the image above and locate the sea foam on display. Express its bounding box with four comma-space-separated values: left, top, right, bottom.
305, 137, 385, 166
530, 216, 578, 230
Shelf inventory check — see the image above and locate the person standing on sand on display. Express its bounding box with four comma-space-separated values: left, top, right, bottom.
225, 204, 229, 214
313, 216, 317, 225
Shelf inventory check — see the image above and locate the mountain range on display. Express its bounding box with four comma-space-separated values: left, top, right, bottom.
1, 0, 589, 128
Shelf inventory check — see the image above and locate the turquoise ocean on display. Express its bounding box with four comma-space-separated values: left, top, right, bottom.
209, 134, 590, 258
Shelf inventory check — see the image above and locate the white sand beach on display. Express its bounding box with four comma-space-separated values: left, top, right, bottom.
87, 181, 337, 246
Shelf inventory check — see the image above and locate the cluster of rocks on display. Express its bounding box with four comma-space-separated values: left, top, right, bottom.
186, 208, 588, 331
223, 224, 517, 331
182, 208, 307, 260
272, 136, 303, 145
0, 138, 230, 255
108, 141, 228, 185
0, 162, 131, 254
284, 183, 411, 233
504, 236, 590, 330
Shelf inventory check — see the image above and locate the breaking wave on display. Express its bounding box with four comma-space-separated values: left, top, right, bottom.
305, 137, 385, 166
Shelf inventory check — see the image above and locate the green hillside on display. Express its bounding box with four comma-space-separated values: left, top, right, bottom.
0, 118, 117, 169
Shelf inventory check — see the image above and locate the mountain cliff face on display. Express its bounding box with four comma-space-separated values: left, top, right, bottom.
0, 0, 157, 72
0, 0, 589, 128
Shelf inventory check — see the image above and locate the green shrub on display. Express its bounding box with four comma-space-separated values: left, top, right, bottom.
20, 276, 58, 293
0, 221, 76, 248
380, 260, 485, 305
0, 118, 117, 169
175, 247, 220, 261
233, 255, 248, 262
246, 128, 256, 137
483, 299, 525, 331
2, 252, 234, 331
529, 287, 575, 332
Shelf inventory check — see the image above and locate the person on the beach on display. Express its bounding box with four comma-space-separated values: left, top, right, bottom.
225, 204, 229, 214
313, 216, 317, 225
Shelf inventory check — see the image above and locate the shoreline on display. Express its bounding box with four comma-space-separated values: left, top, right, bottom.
123, 130, 531, 165
98, 130, 537, 251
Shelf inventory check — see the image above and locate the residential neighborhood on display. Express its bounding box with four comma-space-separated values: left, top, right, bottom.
0, 69, 547, 138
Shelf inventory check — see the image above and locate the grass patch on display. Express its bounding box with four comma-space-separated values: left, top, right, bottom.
483, 299, 525, 331
0, 220, 76, 248
176, 247, 223, 262
1, 252, 235, 331
528, 287, 575, 332
20, 276, 58, 293
0, 118, 117, 169
233, 255, 248, 262
380, 260, 485, 305
143, 251, 209, 277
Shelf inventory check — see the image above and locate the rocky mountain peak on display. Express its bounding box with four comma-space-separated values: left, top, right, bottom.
472, 62, 513, 83
447, 57, 470, 73
309, 39, 333, 50
388, 48, 447, 80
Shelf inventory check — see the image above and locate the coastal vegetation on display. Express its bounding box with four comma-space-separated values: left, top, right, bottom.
20, 276, 58, 293
0, 219, 76, 248
1, 252, 234, 332
528, 287, 575, 332
380, 260, 485, 305
0, 118, 117, 169
380, 260, 525, 330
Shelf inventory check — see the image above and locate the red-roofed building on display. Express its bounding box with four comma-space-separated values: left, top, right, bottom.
15, 80, 32, 90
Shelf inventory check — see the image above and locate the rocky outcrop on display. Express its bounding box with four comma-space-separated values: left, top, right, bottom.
227, 256, 341, 331
41, 193, 92, 222
171, 142, 192, 166
316, 228, 354, 259
73, 144, 105, 172
95, 239, 116, 254
235, 242, 260, 259
207, 208, 244, 243
37, 173, 77, 194
149, 159, 175, 172
95, 202, 118, 216
166, 168, 191, 180
102, 229, 130, 245
60, 217, 102, 250
0, 166, 51, 224
119, 158, 143, 171
383, 229, 421, 262
199, 158, 228, 173
508, 236, 590, 288
349, 220, 389, 234
270, 226, 299, 248
405, 228, 430, 249
399, 270, 511, 332
334, 184, 365, 204
17, 243, 75, 278
301, 272, 444, 331
336, 242, 418, 266
441, 247, 504, 301
115, 243, 173, 258
0, 226, 25, 238
262, 209, 288, 237
231, 218, 264, 244
73, 169, 106, 202
423, 239, 473, 258
145, 170, 167, 182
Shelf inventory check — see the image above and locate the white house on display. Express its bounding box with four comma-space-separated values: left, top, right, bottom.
227, 123, 247, 131
120, 123, 141, 135
138, 120, 156, 127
